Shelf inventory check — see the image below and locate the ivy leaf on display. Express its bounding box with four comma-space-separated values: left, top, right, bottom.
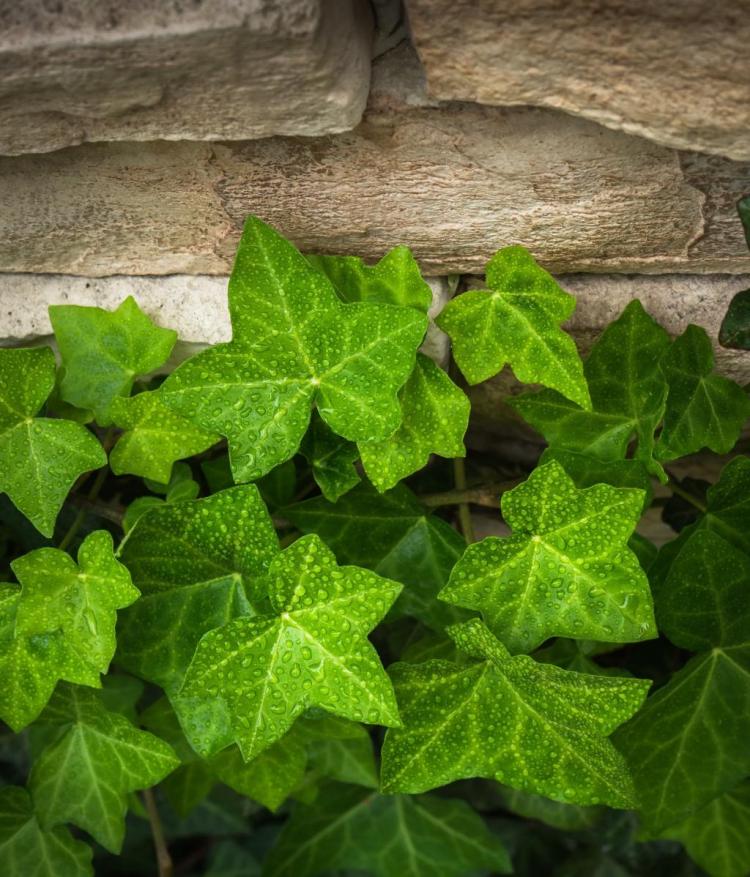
496, 785, 602, 831
381, 619, 650, 808
117, 486, 279, 693
0, 786, 93, 877
540, 448, 652, 508
300, 413, 360, 502
655, 325, 750, 460
436, 246, 590, 408
359, 353, 470, 491
109, 390, 218, 483
12, 531, 139, 688
284, 482, 467, 631
650, 456, 750, 586
659, 781, 750, 877
511, 300, 671, 479
300, 712, 378, 789
719, 289, 750, 351
616, 529, 750, 833
263, 782, 511, 877
49, 296, 177, 424
0, 347, 106, 537
28, 684, 178, 853
439, 461, 656, 653
307, 246, 433, 311
161, 217, 427, 483
178, 534, 401, 760
0, 585, 67, 731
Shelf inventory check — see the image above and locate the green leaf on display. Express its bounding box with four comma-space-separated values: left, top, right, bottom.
436, 246, 590, 407
284, 482, 467, 631
540, 448, 652, 508
0, 347, 106, 536
204, 841, 261, 877
12, 531, 139, 688
117, 486, 279, 692
381, 619, 649, 808
660, 781, 750, 877
300, 413, 360, 502
49, 296, 177, 424
655, 325, 750, 459
650, 455, 750, 585
719, 288, 750, 351
0, 584, 67, 732
439, 461, 656, 653
109, 390, 218, 483
615, 529, 750, 832
0, 786, 92, 877
263, 783, 511, 877
359, 354, 470, 491
161, 218, 427, 482
178, 534, 401, 760
29, 684, 178, 853
511, 300, 671, 479
300, 713, 378, 789
307, 246, 433, 311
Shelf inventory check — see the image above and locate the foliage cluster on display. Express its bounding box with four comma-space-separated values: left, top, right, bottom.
1, 200, 749, 877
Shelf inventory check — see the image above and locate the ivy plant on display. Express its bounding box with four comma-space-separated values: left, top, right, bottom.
0, 211, 749, 877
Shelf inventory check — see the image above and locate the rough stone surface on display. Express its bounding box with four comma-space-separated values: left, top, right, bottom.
405, 0, 750, 161
465, 272, 750, 425
0, 0, 373, 155
0, 46, 748, 278
0, 273, 451, 362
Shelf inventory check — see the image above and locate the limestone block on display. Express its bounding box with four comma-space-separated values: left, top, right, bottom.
1, 47, 749, 277
405, 0, 750, 160
0, 0, 373, 155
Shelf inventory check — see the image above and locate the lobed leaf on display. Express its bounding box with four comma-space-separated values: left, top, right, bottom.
0, 347, 106, 536
263, 782, 511, 877
437, 246, 590, 407
381, 619, 649, 808
300, 413, 360, 502
178, 534, 401, 760
440, 461, 656, 653
49, 296, 177, 424
161, 217, 427, 483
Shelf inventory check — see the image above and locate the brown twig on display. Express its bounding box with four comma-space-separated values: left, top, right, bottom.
452, 458, 475, 543
421, 478, 523, 510
142, 787, 173, 877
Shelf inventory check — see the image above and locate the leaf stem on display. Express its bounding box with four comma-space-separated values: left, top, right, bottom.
667, 476, 708, 514
142, 787, 173, 877
452, 457, 475, 543
421, 479, 522, 510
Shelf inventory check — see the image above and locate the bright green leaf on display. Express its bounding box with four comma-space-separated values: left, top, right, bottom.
284, 482, 467, 631
263, 782, 511, 877
540, 448, 652, 508
381, 619, 649, 808
615, 530, 750, 832
656, 325, 750, 460
300, 413, 360, 502
12, 531, 139, 688
109, 390, 218, 483
0, 786, 93, 877
439, 461, 656, 653
0, 347, 106, 536
161, 218, 427, 482
436, 246, 590, 408
660, 781, 750, 877
49, 296, 177, 424
117, 486, 279, 693
178, 534, 401, 760
511, 300, 671, 479
307, 246, 433, 311
29, 684, 178, 853
359, 354, 470, 491
0, 585, 67, 732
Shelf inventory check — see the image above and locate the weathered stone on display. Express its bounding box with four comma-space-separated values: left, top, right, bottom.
1, 47, 749, 277
467, 273, 750, 427
0, 0, 373, 155
405, 0, 750, 161
0, 273, 451, 362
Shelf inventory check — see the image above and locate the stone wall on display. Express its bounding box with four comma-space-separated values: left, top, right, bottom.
1, 0, 749, 389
